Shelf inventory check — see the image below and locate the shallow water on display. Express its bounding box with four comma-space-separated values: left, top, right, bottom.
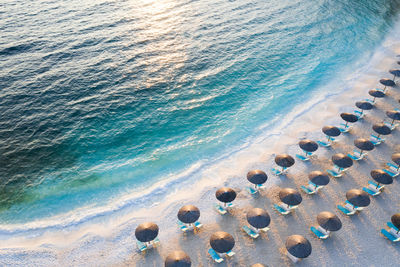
0, 0, 399, 225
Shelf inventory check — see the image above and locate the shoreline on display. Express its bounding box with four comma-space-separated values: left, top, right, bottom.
2, 16, 400, 267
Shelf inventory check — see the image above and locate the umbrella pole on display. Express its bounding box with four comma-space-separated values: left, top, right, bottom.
391, 118, 395, 126
397, 164, 399, 172
360, 149, 363, 156
393, 74, 396, 82
345, 121, 348, 128
377, 134, 381, 140
383, 86, 387, 93
373, 96, 376, 103
327, 136, 331, 142
376, 182, 380, 189
360, 109, 363, 115
282, 166, 285, 173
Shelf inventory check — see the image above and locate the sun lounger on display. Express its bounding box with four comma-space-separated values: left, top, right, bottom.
271, 167, 287, 176
208, 248, 224, 263
177, 221, 189, 232
226, 250, 235, 257
381, 229, 400, 242
317, 140, 331, 147
354, 110, 364, 119
310, 226, 329, 239
194, 221, 203, 229
348, 150, 366, 161
339, 123, 351, 133
296, 154, 309, 161
387, 162, 400, 172
370, 134, 385, 144
362, 187, 380, 196
327, 169, 342, 178
387, 222, 400, 232
384, 122, 398, 130
136, 238, 160, 252
136, 240, 147, 252
246, 186, 258, 195
242, 225, 259, 238
337, 205, 356, 215
301, 185, 316, 194
214, 203, 228, 215
274, 204, 291, 215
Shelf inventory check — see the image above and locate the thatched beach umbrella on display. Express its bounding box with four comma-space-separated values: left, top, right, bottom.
369, 89, 385, 101
210, 231, 235, 253
251, 264, 267, 267
370, 169, 393, 188
355, 101, 373, 113
279, 188, 302, 206
386, 110, 400, 126
354, 138, 374, 154
392, 153, 400, 170
332, 153, 353, 169
309, 171, 330, 186
322, 125, 341, 142
340, 113, 358, 128
389, 69, 400, 81
380, 78, 396, 91
247, 170, 268, 186
165, 251, 191, 267
246, 208, 271, 229
317, 211, 342, 231
216, 187, 236, 206
346, 189, 370, 207
275, 154, 295, 168
391, 214, 400, 232
299, 139, 318, 153
372, 123, 391, 140
135, 222, 159, 243
178, 205, 200, 224
285, 235, 312, 259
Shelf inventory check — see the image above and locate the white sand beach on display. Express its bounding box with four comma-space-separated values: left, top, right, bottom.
1, 15, 400, 267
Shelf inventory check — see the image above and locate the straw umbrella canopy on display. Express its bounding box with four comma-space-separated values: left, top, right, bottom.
368, 89, 385, 99
370, 169, 393, 187
355, 101, 373, 112
135, 222, 159, 243
386, 110, 400, 126
210, 232, 235, 253
372, 123, 391, 139
346, 189, 370, 207
216, 187, 236, 205
308, 171, 330, 186
354, 138, 374, 154
340, 113, 358, 127
246, 208, 271, 229
322, 125, 341, 142
285, 235, 312, 258
391, 214, 400, 231
165, 251, 191, 267
178, 205, 200, 224
389, 69, 400, 81
275, 154, 295, 168
332, 153, 353, 169
392, 153, 400, 168
247, 170, 268, 185
299, 139, 318, 153
251, 264, 267, 267
317, 211, 342, 231
380, 78, 395, 87
279, 188, 302, 206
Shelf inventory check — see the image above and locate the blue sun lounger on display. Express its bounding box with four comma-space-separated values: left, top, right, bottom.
327, 167, 344, 178
381, 229, 400, 242
296, 150, 313, 161
242, 225, 259, 238
208, 248, 224, 263
339, 123, 351, 133
301, 185, 315, 194
271, 167, 287, 176
384, 122, 398, 130
387, 222, 399, 231
136, 238, 160, 252
348, 150, 366, 161
274, 204, 291, 215
178, 221, 189, 232
370, 134, 385, 146
310, 226, 329, 239
337, 205, 355, 216
387, 162, 399, 174
363, 181, 383, 196
194, 221, 203, 229
354, 110, 364, 119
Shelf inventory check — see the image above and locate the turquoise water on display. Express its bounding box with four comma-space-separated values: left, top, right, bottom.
0, 0, 399, 225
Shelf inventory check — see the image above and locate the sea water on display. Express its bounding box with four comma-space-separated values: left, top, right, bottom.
0, 0, 399, 229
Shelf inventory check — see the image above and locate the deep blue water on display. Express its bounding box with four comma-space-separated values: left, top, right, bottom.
0, 0, 399, 224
